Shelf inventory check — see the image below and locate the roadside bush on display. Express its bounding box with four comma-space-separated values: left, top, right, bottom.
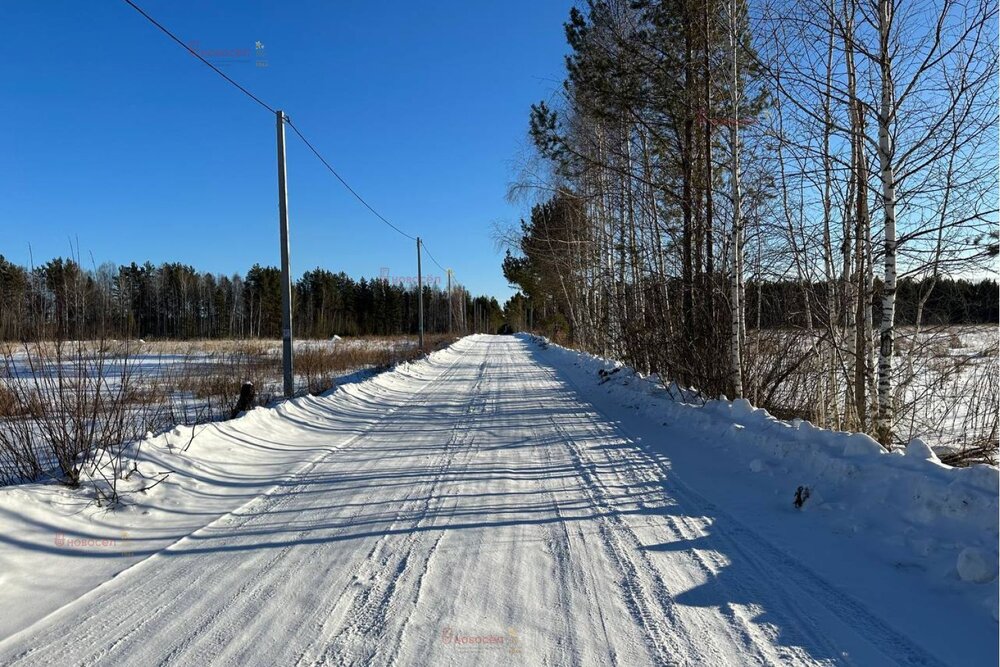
0, 339, 159, 500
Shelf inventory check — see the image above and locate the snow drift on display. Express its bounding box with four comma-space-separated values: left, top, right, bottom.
521, 334, 999, 610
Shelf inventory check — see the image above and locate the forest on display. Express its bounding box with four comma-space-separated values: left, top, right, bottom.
499, 0, 998, 447
0, 255, 506, 341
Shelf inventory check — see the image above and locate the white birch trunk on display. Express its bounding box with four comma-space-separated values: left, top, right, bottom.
729, 0, 744, 399
876, 0, 897, 443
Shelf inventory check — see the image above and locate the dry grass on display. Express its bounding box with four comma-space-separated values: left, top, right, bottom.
0, 334, 458, 489
0, 385, 34, 418
165, 335, 449, 402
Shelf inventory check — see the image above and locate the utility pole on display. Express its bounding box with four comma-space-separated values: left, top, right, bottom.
416, 237, 424, 350
447, 268, 453, 334
276, 110, 294, 398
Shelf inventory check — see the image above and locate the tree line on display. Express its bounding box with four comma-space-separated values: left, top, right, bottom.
501, 0, 997, 445
743, 277, 997, 329
0, 255, 505, 341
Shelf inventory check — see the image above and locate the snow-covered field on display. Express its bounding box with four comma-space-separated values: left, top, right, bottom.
746, 324, 998, 462
0, 336, 426, 484
0, 334, 994, 665
895, 325, 997, 459
1, 336, 417, 396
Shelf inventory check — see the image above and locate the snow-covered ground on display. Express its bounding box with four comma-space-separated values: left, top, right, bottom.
0, 337, 421, 483
895, 325, 998, 459
746, 324, 997, 461
0, 334, 995, 665
1, 336, 415, 394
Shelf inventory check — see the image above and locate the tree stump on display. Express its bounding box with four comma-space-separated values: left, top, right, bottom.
231, 382, 256, 419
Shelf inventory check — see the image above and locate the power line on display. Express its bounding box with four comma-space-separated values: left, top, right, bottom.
121, 0, 276, 115
284, 119, 418, 242
121, 0, 461, 279
420, 241, 447, 274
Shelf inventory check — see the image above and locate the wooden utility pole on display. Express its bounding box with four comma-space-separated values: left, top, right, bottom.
276, 110, 294, 398
417, 237, 424, 350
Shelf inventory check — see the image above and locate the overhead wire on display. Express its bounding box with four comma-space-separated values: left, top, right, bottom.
284, 119, 418, 242
122, 0, 277, 114
122, 0, 461, 275
420, 241, 448, 274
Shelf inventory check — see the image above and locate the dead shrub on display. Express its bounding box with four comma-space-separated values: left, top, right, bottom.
0, 334, 459, 491
0, 339, 162, 500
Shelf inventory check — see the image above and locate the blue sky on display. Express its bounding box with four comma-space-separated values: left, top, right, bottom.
0, 1, 573, 300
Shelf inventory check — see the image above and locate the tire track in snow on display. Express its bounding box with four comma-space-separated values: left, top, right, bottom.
154, 350, 480, 667
524, 352, 620, 667
297, 351, 490, 666
385, 360, 497, 667
0, 336, 951, 666
568, 419, 829, 666
289, 370, 472, 664
0, 342, 477, 667
661, 509, 839, 666
537, 357, 853, 666
546, 354, 948, 667
544, 403, 688, 666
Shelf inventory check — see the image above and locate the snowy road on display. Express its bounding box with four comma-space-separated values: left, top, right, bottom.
0, 336, 982, 665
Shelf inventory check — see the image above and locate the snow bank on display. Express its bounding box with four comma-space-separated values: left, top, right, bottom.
0, 340, 467, 639
521, 334, 999, 601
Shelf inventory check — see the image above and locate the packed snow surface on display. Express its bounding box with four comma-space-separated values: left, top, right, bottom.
0, 334, 995, 665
